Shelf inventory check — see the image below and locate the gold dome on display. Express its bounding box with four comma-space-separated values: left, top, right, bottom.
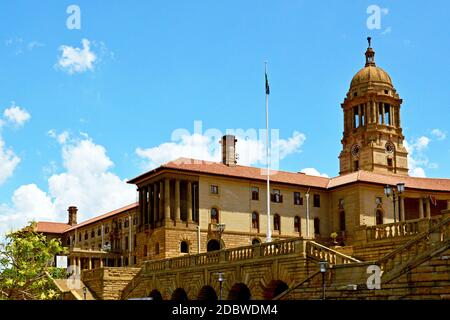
350, 65, 393, 88
349, 37, 393, 90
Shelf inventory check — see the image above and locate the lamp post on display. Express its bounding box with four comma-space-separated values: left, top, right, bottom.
384, 183, 405, 224
83, 286, 87, 300
216, 223, 226, 249
217, 272, 225, 300
318, 261, 328, 300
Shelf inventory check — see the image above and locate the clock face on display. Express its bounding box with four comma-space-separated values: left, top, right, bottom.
351, 144, 361, 157
385, 142, 395, 154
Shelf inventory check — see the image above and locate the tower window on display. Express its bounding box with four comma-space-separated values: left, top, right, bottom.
384, 104, 391, 125
354, 160, 359, 171
378, 103, 384, 124
353, 106, 360, 128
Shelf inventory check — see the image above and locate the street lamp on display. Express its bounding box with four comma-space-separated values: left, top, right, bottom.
318, 261, 328, 300
216, 223, 226, 249
217, 272, 225, 300
83, 286, 87, 300
384, 183, 405, 223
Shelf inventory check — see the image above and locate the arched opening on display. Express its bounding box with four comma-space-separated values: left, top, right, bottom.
263, 280, 289, 300
197, 285, 218, 301
294, 216, 300, 233
376, 210, 384, 225
180, 241, 189, 253
227, 283, 251, 301
251, 211, 259, 229
339, 211, 346, 232
171, 288, 188, 301
149, 289, 163, 301
207, 239, 221, 252
252, 238, 261, 246
211, 207, 219, 223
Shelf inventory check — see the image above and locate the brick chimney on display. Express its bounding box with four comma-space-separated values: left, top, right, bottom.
68, 206, 78, 226
221, 135, 237, 166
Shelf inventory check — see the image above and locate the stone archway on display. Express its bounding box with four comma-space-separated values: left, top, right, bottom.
171, 288, 188, 301
149, 289, 163, 301
263, 280, 288, 300
227, 283, 251, 301
197, 285, 218, 301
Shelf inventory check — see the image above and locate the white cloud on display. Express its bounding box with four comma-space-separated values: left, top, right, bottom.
136, 131, 306, 170
0, 136, 21, 185
300, 168, 329, 178
3, 103, 31, 126
56, 39, 97, 74
404, 136, 435, 177
0, 134, 136, 237
381, 26, 392, 35
431, 129, 446, 141
48, 130, 70, 144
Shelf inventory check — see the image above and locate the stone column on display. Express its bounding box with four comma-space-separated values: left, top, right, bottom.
77, 257, 81, 274
425, 198, 431, 219
159, 180, 164, 222
175, 179, 181, 222
381, 104, 385, 124
419, 198, 424, 219
153, 183, 158, 225
88, 258, 92, 270
187, 181, 193, 222
358, 104, 362, 127
400, 196, 405, 221
143, 187, 148, 225
164, 178, 171, 224
100, 258, 103, 268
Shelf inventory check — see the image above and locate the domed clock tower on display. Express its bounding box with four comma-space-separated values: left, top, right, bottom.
339, 38, 409, 176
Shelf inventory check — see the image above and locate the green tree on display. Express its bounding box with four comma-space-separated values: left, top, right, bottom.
0, 222, 68, 300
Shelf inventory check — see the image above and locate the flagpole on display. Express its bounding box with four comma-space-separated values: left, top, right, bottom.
265, 61, 272, 243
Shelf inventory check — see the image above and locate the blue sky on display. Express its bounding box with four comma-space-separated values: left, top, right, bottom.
1, 1, 450, 232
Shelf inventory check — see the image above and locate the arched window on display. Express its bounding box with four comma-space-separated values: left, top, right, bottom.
207, 239, 221, 252
252, 212, 259, 229
294, 216, 300, 233
376, 210, 384, 225
180, 241, 189, 253
339, 211, 346, 232
274, 214, 280, 231
314, 217, 320, 235
252, 238, 261, 245
210, 208, 219, 223
155, 242, 160, 255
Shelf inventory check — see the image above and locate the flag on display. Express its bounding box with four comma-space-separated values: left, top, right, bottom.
265, 69, 270, 95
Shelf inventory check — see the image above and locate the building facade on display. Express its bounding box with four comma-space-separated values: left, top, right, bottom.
36, 39, 450, 273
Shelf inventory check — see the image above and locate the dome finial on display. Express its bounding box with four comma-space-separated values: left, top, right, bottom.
365, 37, 375, 67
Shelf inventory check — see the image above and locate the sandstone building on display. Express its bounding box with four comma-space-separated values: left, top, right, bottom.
34, 39, 450, 300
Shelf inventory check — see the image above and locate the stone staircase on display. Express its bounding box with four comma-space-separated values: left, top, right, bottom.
53, 279, 96, 300
275, 216, 450, 300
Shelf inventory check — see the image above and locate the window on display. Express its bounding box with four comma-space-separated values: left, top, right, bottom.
97, 228, 101, 236
91, 230, 95, 238
313, 194, 321, 208
387, 158, 393, 169
124, 219, 129, 228
133, 216, 137, 225
384, 104, 391, 125
251, 187, 259, 200
210, 208, 219, 223
66, 238, 71, 246
155, 243, 160, 255
294, 216, 300, 233
143, 245, 148, 257
314, 218, 320, 235
294, 192, 303, 205
378, 103, 384, 124
271, 189, 283, 203
133, 235, 137, 248
105, 226, 110, 234
376, 210, 384, 225
125, 236, 129, 250
118, 221, 122, 229
84, 232, 88, 240
354, 160, 359, 171
353, 106, 359, 128
180, 241, 189, 253
210, 185, 219, 195
252, 238, 261, 245
252, 212, 259, 229
78, 233, 81, 242
339, 211, 346, 232
274, 214, 281, 232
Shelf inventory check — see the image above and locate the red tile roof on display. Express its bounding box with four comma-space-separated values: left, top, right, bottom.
129, 157, 450, 192
65, 202, 138, 232
128, 157, 330, 188
35, 222, 71, 234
